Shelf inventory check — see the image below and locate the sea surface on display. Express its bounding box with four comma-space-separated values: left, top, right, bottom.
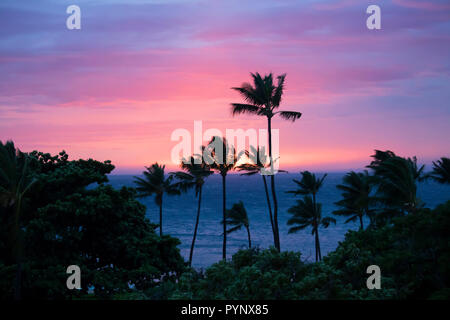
107, 173, 450, 268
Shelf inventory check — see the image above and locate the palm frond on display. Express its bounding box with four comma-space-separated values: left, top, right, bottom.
272, 74, 286, 107
278, 111, 302, 122
230, 103, 260, 116
428, 157, 450, 184
321, 217, 336, 228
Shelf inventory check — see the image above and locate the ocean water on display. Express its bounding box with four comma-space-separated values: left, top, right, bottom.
107, 173, 450, 268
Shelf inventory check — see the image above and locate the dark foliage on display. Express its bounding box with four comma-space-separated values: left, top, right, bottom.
0, 148, 185, 299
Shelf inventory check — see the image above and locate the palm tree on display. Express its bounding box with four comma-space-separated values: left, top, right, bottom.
222, 201, 252, 248
134, 163, 180, 237
170, 155, 213, 267
287, 196, 336, 262
287, 171, 327, 208
237, 145, 286, 248
333, 170, 374, 230
287, 171, 331, 261
370, 154, 425, 214
428, 157, 450, 184
203, 136, 241, 260
231, 72, 302, 251
0, 140, 35, 300
367, 149, 397, 170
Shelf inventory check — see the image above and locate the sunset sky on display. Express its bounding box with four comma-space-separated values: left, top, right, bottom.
1, 0, 449, 173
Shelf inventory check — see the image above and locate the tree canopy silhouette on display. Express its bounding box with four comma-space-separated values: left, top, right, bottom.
222, 201, 252, 248
287, 171, 334, 261
428, 157, 450, 185
231, 72, 302, 251
171, 155, 213, 266
134, 163, 181, 236
333, 170, 375, 230
204, 136, 242, 260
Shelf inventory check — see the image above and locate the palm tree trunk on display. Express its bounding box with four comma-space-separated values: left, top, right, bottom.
312, 193, 320, 262
314, 230, 318, 262
315, 229, 322, 261
189, 187, 202, 267
267, 116, 281, 252
262, 175, 275, 246
270, 177, 280, 251
246, 226, 252, 248
159, 195, 163, 237
222, 174, 227, 260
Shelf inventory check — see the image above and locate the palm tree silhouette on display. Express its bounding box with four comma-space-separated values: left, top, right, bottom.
237, 145, 286, 248
170, 155, 213, 267
333, 170, 375, 230
428, 157, 450, 184
231, 72, 302, 251
370, 154, 425, 215
287, 171, 327, 207
203, 136, 241, 260
287, 196, 335, 262
134, 163, 180, 237
287, 171, 330, 261
222, 201, 252, 248
367, 149, 397, 170
0, 140, 35, 300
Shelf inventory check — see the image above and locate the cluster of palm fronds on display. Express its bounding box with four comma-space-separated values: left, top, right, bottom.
131, 73, 449, 266
134, 73, 303, 265
285, 150, 450, 262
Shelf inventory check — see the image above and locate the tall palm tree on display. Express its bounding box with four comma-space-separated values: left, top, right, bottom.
231, 72, 302, 251
333, 170, 374, 230
170, 155, 213, 267
428, 157, 450, 184
134, 163, 180, 237
0, 140, 35, 300
370, 155, 425, 214
222, 201, 252, 248
203, 136, 241, 260
287, 196, 335, 262
287, 171, 330, 261
237, 145, 286, 248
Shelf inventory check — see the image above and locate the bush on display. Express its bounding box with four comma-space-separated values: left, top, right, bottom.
170, 201, 450, 300
171, 247, 305, 300
0, 150, 185, 299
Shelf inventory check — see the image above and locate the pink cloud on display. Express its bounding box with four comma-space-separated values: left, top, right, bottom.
1, 0, 449, 171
